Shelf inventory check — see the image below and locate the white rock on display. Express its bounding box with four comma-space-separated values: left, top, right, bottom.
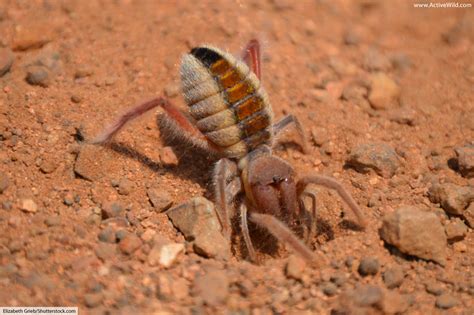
148, 241, 184, 268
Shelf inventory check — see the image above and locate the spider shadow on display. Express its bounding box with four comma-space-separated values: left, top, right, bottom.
339, 219, 365, 232
105, 114, 218, 189
235, 214, 338, 261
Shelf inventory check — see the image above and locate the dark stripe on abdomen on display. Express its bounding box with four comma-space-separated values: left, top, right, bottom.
191, 47, 222, 67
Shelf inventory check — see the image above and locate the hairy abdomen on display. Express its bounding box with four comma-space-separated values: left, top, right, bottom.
180, 46, 273, 159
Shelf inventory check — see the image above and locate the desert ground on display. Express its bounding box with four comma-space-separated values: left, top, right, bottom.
0, 0, 473, 314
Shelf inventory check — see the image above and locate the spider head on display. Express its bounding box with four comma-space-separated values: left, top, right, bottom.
241, 151, 299, 221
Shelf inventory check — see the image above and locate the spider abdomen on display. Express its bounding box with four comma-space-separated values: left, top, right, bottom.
180, 46, 274, 158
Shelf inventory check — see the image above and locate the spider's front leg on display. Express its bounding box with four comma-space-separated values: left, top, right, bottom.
92, 96, 220, 155
297, 175, 366, 229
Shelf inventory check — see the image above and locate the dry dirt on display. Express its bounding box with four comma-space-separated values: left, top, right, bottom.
0, 0, 473, 314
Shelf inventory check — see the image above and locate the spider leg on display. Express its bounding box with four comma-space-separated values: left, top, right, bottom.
214, 158, 240, 240
240, 203, 257, 262
242, 39, 261, 80
299, 190, 317, 243
249, 212, 315, 263
272, 115, 309, 154
297, 175, 366, 229
92, 96, 219, 153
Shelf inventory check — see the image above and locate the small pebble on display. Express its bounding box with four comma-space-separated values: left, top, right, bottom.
330, 272, 347, 287
2, 201, 12, 210
348, 142, 400, 178
425, 281, 445, 296
321, 282, 338, 296
160, 146, 179, 166
39, 159, 58, 174
435, 294, 458, 309
364, 49, 391, 72
286, 255, 306, 281
63, 193, 74, 206
147, 188, 173, 212
164, 83, 180, 98
453, 242, 467, 252
74, 65, 94, 79
115, 229, 129, 242
148, 241, 184, 268
20, 198, 38, 213
343, 30, 360, 45
444, 218, 468, 242
368, 72, 400, 110
167, 197, 231, 259
71, 95, 82, 103
464, 202, 474, 228
101, 201, 125, 219
352, 285, 383, 306
8, 240, 23, 253
310, 127, 329, 147
25, 66, 50, 87
345, 256, 355, 268
358, 257, 380, 276
44, 216, 61, 227
455, 145, 474, 178
382, 266, 404, 288
119, 233, 142, 255
428, 183, 474, 216
390, 52, 412, 71
84, 293, 103, 308
0, 48, 14, 77
94, 243, 116, 261
98, 227, 117, 243
117, 179, 133, 195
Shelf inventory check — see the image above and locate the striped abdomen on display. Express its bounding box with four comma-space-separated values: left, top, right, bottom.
180, 46, 274, 159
